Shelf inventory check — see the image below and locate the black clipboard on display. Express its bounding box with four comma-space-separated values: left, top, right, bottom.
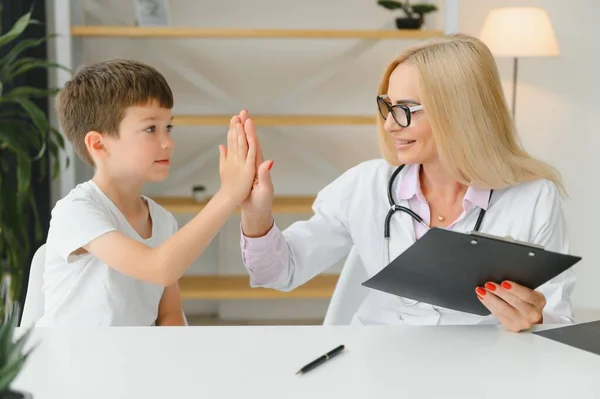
362, 228, 581, 316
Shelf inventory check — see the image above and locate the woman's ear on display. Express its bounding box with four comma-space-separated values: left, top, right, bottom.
84, 131, 108, 162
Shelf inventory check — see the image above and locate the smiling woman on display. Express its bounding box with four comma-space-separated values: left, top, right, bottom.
238, 33, 575, 332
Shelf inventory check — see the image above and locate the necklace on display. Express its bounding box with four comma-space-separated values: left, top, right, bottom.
428, 202, 447, 223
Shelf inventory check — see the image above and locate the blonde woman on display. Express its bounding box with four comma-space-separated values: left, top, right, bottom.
235, 33, 575, 332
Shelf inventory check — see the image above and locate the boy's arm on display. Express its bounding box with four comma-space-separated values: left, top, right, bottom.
156, 281, 185, 326
84, 191, 237, 286
82, 118, 257, 286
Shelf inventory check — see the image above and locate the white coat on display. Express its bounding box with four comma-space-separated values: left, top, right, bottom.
259, 159, 576, 326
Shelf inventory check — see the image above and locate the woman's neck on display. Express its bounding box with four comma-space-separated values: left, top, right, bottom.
419, 162, 467, 204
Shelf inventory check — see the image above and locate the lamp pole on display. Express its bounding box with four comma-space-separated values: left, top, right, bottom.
512, 57, 518, 120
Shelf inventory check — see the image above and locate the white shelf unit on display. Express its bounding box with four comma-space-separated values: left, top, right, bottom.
48, 0, 460, 311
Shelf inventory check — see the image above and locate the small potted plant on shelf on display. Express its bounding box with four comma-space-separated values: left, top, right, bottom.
0, 304, 35, 399
377, 0, 438, 30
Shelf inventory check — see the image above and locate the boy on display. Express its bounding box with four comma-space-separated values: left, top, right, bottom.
37, 59, 259, 326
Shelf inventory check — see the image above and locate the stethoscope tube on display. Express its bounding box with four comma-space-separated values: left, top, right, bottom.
384, 164, 493, 307
385, 165, 491, 239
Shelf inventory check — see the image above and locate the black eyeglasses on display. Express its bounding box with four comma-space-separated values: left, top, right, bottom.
377, 94, 424, 127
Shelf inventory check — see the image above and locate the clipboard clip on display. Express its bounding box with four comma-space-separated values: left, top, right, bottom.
469, 231, 545, 250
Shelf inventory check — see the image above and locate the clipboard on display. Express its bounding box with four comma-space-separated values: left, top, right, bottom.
361, 228, 581, 316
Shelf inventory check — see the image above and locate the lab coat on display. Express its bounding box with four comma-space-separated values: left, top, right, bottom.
263, 159, 576, 326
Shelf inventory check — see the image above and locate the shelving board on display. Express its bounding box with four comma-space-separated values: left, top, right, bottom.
71, 26, 445, 40
153, 196, 316, 214
179, 275, 338, 300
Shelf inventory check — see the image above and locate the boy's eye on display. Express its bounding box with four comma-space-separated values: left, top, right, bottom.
145, 126, 156, 133
167, 124, 173, 133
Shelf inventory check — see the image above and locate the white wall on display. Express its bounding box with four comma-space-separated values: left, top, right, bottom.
458, 0, 600, 321
57, 0, 599, 322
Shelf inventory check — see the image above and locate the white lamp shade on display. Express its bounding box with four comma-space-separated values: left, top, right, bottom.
479, 7, 560, 57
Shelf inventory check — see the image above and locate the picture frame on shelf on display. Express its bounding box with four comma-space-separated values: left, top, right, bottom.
133, 0, 171, 26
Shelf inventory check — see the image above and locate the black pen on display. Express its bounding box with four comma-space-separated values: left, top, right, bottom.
296, 345, 345, 375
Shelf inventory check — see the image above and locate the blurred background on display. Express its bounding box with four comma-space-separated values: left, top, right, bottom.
2, 0, 599, 326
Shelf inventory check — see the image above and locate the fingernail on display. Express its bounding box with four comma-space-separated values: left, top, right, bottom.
485, 282, 496, 291
501, 281, 512, 290
268, 161, 274, 170
476, 287, 486, 296
477, 295, 484, 301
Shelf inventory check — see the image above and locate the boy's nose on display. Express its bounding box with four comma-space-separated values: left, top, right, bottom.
161, 133, 173, 150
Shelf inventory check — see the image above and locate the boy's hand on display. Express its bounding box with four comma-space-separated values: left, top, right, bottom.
236, 110, 274, 215
218, 116, 257, 205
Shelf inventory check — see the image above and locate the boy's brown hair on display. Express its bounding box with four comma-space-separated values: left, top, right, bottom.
55, 59, 173, 165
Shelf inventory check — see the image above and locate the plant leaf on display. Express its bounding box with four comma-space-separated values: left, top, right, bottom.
2, 86, 60, 102
27, 191, 42, 241
15, 152, 32, 198
0, 128, 31, 200
0, 11, 32, 48
0, 126, 30, 155
7, 59, 71, 81
50, 127, 66, 148
47, 139, 62, 178
0, 120, 42, 153
31, 137, 47, 161
0, 37, 47, 80
0, 354, 28, 392
13, 98, 49, 135
378, 0, 405, 10
4, 328, 32, 368
0, 303, 18, 363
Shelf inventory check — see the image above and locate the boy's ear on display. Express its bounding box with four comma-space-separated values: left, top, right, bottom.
85, 131, 108, 161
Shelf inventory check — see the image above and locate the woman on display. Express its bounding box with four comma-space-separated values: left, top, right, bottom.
236, 33, 575, 332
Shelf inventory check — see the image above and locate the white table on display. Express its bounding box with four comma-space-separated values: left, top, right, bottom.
12, 325, 600, 399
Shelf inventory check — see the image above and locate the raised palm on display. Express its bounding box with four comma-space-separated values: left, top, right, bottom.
236, 110, 274, 214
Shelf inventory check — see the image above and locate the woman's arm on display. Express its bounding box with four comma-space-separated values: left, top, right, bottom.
238, 111, 356, 291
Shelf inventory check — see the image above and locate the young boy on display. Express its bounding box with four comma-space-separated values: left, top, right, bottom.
36, 59, 260, 326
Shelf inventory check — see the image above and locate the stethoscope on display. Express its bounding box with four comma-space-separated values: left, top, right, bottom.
385, 164, 493, 306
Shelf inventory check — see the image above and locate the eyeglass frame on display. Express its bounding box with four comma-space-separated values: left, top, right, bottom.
377, 94, 424, 128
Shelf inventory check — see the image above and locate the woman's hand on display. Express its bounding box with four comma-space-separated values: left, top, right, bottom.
476, 281, 546, 333
233, 110, 276, 238
236, 109, 274, 215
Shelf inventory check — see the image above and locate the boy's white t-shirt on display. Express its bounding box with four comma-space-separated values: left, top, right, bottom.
36, 180, 178, 327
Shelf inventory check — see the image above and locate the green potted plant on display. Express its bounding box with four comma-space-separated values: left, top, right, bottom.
0, 304, 34, 399
0, 8, 68, 317
377, 0, 438, 30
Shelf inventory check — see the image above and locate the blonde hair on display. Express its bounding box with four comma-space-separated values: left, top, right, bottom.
377, 33, 565, 194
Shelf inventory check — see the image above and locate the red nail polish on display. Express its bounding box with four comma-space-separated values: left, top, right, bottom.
477, 295, 484, 301
485, 282, 496, 291
268, 161, 274, 170
501, 281, 512, 290
476, 287, 486, 296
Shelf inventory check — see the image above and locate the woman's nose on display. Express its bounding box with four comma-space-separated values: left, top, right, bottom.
384, 113, 401, 132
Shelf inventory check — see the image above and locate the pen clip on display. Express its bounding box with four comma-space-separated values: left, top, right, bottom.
469, 231, 545, 250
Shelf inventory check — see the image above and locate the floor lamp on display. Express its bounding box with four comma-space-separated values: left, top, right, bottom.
479, 7, 560, 120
